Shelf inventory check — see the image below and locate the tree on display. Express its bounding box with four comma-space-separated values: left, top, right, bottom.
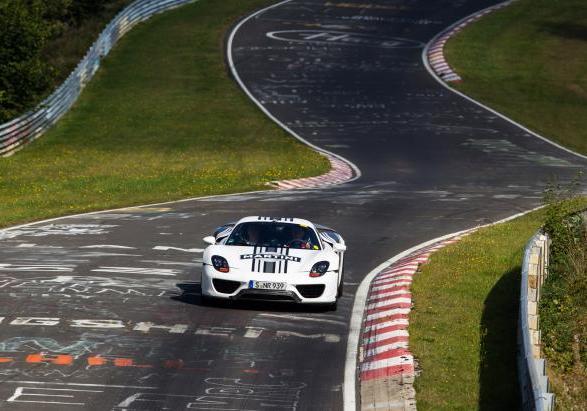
0, 0, 55, 122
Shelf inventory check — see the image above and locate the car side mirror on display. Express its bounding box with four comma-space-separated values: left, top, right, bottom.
203, 236, 216, 245
332, 243, 346, 252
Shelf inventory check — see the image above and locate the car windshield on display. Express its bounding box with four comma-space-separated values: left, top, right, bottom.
225, 222, 321, 250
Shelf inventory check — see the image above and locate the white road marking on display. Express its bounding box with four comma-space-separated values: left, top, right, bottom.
257, 313, 347, 326
90, 267, 179, 276
153, 246, 204, 253
276, 331, 340, 343
243, 327, 264, 338
367, 289, 410, 302
361, 354, 413, 371
80, 245, 136, 249
365, 308, 411, 322
363, 330, 409, 345
7, 387, 101, 406
226, 0, 361, 185
421, 5, 587, 162
363, 342, 410, 358
363, 319, 409, 333
0, 264, 74, 272
5, 381, 157, 389
366, 298, 412, 310
371, 281, 412, 292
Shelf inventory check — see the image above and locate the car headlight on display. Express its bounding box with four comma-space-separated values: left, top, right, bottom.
211, 255, 229, 273
309, 261, 329, 277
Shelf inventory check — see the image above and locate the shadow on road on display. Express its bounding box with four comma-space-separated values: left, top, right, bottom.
173, 282, 334, 313
478, 267, 522, 410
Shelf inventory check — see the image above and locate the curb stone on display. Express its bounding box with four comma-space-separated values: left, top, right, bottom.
269, 154, 355, 190
359, 235, 467, 411
426, 1, 513, 83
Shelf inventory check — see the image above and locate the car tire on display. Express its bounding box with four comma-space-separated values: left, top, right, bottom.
337, 272, 344, 298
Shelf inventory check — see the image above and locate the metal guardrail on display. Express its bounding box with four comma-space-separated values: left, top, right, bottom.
518, 232, 555, 410
0, 0, 195, 157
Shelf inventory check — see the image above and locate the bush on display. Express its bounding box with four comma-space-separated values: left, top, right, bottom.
0, 0, 120, 123
0, 1, 56, 122
540, 177, 586, 373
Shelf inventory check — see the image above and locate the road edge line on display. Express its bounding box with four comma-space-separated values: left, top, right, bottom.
420, 1, 587, 162
226, 0, 362, 183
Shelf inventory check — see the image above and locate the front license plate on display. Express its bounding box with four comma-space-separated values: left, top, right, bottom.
249, 280, 286, 290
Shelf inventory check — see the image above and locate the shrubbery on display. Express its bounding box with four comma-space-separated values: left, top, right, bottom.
0, 0, 114, 122
540, 178, 586, 407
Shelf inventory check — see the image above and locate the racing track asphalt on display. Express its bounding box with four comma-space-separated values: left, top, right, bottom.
0, 0, 585, 410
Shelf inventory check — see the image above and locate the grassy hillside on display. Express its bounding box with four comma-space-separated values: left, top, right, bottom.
445, 0, 587, 155
0, 0, 329, 228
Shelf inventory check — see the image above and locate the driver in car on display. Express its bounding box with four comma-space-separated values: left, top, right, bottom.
244, 224, 262, 246
288, 225, 311, 249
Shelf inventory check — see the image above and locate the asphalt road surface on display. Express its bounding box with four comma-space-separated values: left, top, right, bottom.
0, 0, 584, 409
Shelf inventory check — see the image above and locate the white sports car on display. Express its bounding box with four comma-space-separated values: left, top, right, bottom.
200, 216, 346, 308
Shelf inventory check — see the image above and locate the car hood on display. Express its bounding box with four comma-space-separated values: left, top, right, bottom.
206, 245, 328, 274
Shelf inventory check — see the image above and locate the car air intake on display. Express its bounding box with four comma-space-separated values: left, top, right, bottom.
296, 284, 325, 298
212, 279, 240, 294
239, 291, 297, 302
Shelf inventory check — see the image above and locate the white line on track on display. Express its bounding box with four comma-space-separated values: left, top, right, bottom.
257, 313, 347, 326
421, 1, 587, 162
4, 381, 158, 389
226, 0, 362, 183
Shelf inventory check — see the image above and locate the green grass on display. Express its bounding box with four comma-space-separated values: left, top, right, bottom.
410, 199, 587, 409
444, 0, 587, 155
0, 0, 329, 228
410, 211, 544, 410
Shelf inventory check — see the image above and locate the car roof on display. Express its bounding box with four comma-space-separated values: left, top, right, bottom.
235, 216, 316, 229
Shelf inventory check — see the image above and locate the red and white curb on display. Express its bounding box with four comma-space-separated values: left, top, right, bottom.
269, 154, 355, 190
358, 235, 465, 410
426, 1, 512, 83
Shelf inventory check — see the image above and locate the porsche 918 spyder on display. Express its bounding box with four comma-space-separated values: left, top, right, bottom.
200, 216, 346, 308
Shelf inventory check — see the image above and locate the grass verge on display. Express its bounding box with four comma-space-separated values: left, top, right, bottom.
444, 0, 587, 155
411, 198, 587, 409
0, 0, 329, 228
410, 210, 544, 410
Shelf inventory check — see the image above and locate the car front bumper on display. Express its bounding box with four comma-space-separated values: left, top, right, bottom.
201, 268, 338, 304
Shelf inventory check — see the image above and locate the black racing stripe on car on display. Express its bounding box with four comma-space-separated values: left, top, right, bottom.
251, 246, 257, 272
284, 247, 289, 273
256, 256, 262, 273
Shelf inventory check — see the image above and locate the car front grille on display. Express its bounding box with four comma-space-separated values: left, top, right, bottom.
237, 290, 298, 302
296, 284, 325, 299
212, 279, 241, 294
